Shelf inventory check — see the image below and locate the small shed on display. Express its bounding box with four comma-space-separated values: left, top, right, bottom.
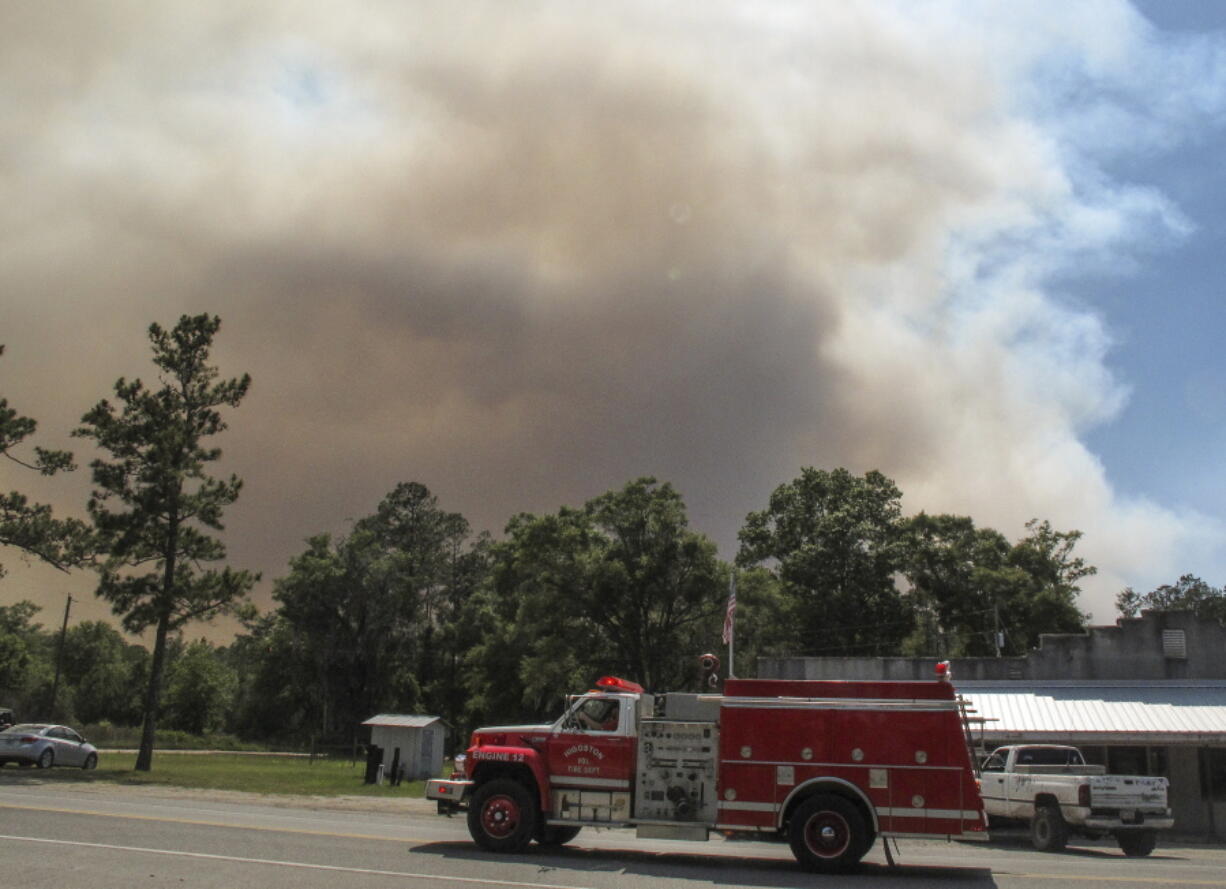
361, 714, 446, 781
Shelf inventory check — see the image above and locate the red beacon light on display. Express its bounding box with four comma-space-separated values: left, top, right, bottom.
934, 660, 952, 682
595, 676, 645, 694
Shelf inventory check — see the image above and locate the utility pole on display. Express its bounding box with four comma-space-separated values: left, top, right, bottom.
993, 602, 1003, 657
48, 595, 72, 718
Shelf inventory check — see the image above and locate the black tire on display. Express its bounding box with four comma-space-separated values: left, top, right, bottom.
787, 793, 869, 873
537, 825, 582, 846
1117, 830, 1157, 857
467, 778, 538, 853
82, 753, 98, 770
36, 748, 54, 770
1031, 805, 1068, 852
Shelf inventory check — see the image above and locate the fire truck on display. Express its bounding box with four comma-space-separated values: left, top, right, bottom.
427, 665, 986, 872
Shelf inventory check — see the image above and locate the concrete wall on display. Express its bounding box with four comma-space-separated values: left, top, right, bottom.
1168, 747, 1208, 834
759, 610, 1226, 682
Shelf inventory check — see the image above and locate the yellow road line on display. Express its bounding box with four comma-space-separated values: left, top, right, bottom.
997, 873, 1226, 887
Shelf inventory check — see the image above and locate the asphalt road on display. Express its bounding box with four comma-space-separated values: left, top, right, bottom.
1, 780, 1224, 889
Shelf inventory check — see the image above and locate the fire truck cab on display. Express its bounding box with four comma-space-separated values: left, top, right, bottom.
428, 672, 985, 872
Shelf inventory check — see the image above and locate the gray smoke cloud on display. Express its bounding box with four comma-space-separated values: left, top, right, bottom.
3, 1, 1224, 633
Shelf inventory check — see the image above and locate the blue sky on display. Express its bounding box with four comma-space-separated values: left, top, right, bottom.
1080, 1, 1226, 568
2, 0, 1224, 636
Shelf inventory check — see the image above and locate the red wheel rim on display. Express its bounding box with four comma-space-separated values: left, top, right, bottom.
481, 794, 521, 839
804, 810, 851, 859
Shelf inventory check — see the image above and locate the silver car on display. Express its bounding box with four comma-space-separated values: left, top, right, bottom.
0, 724, 99, 770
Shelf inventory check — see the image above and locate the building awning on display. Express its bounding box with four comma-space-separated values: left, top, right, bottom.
361, 714, 442, 728
957, 680, 1226, 745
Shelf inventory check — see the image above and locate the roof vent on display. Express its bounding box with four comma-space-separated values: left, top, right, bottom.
1162, 629, 1187, 659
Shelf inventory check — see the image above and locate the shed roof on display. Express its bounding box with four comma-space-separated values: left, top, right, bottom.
361, 714, 442, 728
957, 680, 1226, 745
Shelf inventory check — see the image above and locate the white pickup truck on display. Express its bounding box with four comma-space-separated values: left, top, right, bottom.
979, 745, 1173, 856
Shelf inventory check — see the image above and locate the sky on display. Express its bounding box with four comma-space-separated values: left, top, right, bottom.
2, 0, 1224, 643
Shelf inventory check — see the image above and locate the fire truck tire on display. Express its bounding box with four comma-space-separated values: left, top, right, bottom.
1116, 830, 1156, 857
1030, 805, 1068, 852
787, 793, 868, 873
468, 778, 538, 853
537, 825, 582, 846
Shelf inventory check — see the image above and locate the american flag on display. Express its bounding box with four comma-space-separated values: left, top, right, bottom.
722, 576, 737, 645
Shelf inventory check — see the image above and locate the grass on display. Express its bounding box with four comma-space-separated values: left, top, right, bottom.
80, 723, 260, 751
3, 752, 437, 798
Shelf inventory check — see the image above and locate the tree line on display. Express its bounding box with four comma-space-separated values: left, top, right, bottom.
3, 315, 1222, 763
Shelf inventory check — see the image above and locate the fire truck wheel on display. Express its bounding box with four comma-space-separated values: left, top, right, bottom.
468, 778, 538, 853
788, 794, 867, 873
537, 825, 582, 846
1030, 805, 1068, 852
1116, 830, 1156, 857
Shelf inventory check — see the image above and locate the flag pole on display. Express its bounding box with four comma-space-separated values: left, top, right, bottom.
723, 573, 737, 679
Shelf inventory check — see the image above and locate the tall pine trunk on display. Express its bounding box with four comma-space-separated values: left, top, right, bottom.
136, 508, 177, 772
135, 616, 169, 771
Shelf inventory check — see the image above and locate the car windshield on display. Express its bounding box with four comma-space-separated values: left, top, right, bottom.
1, 724, 48, 734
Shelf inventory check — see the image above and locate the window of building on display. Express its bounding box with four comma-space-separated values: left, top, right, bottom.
1108, 746, 1148, 776
1205, 748, 1226, 802
1081, 746, 1107, 768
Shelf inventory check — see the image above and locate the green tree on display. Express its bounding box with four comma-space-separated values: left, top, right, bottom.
161, 639, 237, 735
73, 314, 256, 770
585, 479, 726, 689
1002, 519, 1091, 651
274, 529, 422, 742
1, 345, 92, 575
353, 482, 482, 723
737, 468, 913, 656
899, 513, 1013, 656
1117, 574, 1226, 624
0, 600, 45, 702
226, 613, 315, 743
898, 514, 1090, 656
465, 478, 725, 727
466, 506, 596, 725
272, 483, 487, 746
61, 620, 148, 725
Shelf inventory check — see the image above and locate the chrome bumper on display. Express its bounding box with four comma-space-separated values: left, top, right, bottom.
1083, 812, 1173, 831
426, 778, 473, 813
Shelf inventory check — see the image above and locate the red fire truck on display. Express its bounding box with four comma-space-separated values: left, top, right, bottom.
427, 667, 986, 872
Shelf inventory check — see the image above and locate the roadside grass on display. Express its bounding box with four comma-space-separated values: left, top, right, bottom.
3, 753, 436, 798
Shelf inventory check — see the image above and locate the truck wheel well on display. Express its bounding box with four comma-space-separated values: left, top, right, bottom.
781, 780, 877, 842
472, 764, 539, 799
1033, 793, 1060, 810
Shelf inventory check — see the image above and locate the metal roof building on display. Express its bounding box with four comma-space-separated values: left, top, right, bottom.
959, 680, 1226, 745
954, 680, 1226, 838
